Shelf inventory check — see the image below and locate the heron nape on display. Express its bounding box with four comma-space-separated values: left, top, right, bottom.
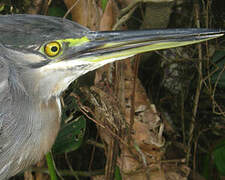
0, 14, 223, 179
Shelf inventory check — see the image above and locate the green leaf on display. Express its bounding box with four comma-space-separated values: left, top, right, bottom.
48, 6, 67, 17
101, 0, 108, 11
210, 50, 225, 87
201, 154, 211, 180
212, 140, 225, 176
114, 166, 122, 180
0, 4, 5, 12
52, 116, 86, 154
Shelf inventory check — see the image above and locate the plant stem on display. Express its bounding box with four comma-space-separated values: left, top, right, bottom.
46, 152, 58, 180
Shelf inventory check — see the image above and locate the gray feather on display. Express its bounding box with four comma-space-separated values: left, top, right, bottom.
0, 14, 89, 49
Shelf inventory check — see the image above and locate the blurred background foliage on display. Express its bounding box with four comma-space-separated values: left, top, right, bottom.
0, 0, 225, 180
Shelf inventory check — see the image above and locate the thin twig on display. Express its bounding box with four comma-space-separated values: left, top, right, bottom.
65, 153, 79, 180
63, 0, 80, 19
161, 158, 186, 163
86, 139, 104, 149
30, 168, 105, 177
113, 6, 137, 30
42, 0, 51, 15
211, 65, 225, 116
70, 92, 105, 128
88, 134, 99, 171
186, 2, 203, 167
193, 128, 211, 174
181, 90, 186, 146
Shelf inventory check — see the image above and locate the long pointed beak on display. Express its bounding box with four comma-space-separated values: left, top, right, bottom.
66, 28, 224, 63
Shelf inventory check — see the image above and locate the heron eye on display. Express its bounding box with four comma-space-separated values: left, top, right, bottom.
44, 42, 61, 57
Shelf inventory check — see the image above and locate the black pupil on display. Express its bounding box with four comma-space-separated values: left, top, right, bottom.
51, 46, 58, 52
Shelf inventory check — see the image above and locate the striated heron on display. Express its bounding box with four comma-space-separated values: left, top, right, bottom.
0, 14, 224, 179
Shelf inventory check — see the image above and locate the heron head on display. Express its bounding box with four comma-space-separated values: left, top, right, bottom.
0, 14, 223, 101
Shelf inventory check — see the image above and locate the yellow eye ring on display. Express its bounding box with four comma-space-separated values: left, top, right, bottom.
44, 41, 61, 57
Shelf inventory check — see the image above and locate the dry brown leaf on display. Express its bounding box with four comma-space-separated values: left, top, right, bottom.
64, 0, 102, 30
100, 0, 118, 31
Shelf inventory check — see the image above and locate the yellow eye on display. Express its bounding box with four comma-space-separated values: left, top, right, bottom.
44, 42, 61, 57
